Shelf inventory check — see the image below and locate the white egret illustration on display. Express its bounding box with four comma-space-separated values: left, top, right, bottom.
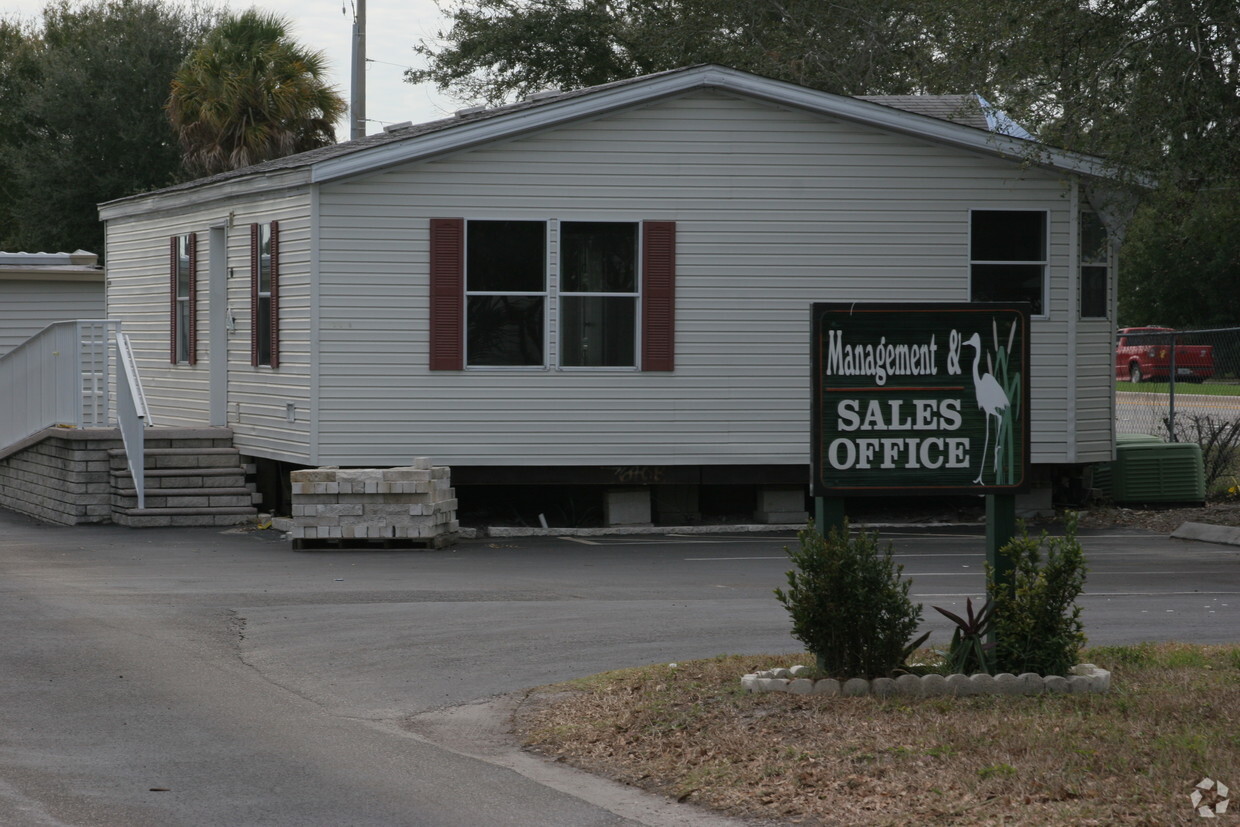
963, 332, 1010, 484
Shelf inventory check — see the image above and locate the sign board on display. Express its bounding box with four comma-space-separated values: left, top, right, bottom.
812, 302, 1031, 496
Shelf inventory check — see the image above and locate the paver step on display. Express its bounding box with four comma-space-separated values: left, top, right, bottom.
113, 487, 259, 508
112, 505, 258, 528
112, 469, 249, 489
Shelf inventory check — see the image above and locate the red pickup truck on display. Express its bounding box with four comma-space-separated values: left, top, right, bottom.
1115, 326, 1214, 383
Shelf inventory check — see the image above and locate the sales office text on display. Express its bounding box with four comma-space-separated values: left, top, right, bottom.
828, 398, 968, 471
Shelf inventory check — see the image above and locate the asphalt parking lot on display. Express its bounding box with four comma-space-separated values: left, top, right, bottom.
1, 510, 1237, 825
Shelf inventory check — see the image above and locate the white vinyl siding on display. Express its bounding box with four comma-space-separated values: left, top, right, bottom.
0, 278, 105, 357
313, 89, 1100, 467
103, 191, 314, 463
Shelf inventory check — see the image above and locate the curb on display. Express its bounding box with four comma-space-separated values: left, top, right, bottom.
1171, 521, 1240, 547
742, 663, 1111, 697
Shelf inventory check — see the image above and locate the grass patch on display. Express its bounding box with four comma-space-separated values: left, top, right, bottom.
514, 645, 1240, 825
1118, 381, 1240, 397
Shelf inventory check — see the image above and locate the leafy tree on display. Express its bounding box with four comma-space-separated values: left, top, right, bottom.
408, 0, 936, 105
0, 0, 214, 257
168, 10, 347, 177
1118, 188, 1240, 328
905, 0, 1240, 328
0, 17, 41, 250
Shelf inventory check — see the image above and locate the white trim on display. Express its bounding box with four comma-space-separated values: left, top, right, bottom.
309, 184, 322, 465
208, 226, 228, 426
1066, 183, 1079, 462
99, 170, 311, 221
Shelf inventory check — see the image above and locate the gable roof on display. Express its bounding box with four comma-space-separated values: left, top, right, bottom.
99, 64, 1110, 220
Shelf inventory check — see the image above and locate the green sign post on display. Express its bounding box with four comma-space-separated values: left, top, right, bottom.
811, 302, 1031, 640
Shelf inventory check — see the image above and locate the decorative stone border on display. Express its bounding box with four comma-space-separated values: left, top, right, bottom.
741, 663, 1110, 697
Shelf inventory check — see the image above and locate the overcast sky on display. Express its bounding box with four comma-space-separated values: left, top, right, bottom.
1, 0, 460, 136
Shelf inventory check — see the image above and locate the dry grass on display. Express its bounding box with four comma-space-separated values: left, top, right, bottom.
513, 643, 1240, 825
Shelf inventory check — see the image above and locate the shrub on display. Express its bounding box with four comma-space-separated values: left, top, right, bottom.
1169, 413, 1240, 492
775, 522, 925, 679
987, 513, 1088, 676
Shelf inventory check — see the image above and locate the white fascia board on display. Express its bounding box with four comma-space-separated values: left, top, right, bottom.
98, 168, 313, 222
0, 270, 103, 282
311, 65, 1115, 184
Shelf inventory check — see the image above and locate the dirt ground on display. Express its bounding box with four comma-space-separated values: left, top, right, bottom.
1074, 499, 1240, 535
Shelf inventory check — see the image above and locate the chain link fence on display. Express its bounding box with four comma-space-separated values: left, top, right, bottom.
1115, 325, 1240, 492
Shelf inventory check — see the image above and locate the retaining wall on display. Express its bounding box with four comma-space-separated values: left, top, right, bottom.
0, 428, 121, 525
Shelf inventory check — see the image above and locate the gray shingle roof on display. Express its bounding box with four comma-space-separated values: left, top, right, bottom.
858, 94, 991, 130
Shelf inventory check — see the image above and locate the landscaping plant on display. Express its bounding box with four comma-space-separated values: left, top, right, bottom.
1170, 412, 1240, 491
934, 597, 995, 675
987, 513, 1087, 676
775, 522, 926, 679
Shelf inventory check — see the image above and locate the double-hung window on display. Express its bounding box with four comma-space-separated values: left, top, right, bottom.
559, 222, 639, 368
1079, 211, 1109, 319
430, 218, 674, 371
170, 233, 196, 365
969, 210, 1048, 315
251, 221, 280, 367
465, 220, 547, 366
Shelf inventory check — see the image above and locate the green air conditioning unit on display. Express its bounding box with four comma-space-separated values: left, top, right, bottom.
1093, 434, 1205, 505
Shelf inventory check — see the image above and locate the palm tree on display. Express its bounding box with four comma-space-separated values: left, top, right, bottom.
168, 10, 347, 177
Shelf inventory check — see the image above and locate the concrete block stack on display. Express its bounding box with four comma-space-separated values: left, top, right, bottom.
289, 458, 458, 547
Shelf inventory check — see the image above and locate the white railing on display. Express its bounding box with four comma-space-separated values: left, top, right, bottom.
116, 331, 149, 508
0, 320, 150, 506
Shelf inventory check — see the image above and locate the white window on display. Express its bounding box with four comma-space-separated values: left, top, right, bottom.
174, 234, 192, 363
1079, 211, 1109, 319
970, 210, 1048, 315
464, 220, 640, 368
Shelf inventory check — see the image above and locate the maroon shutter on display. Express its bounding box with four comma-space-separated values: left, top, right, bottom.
269, 220, 280, 369
250, 223, 260, 367
187, 233, 198, 366
641, 221, 676, 371
429, 218, 465, 370
170, 236, 178, 363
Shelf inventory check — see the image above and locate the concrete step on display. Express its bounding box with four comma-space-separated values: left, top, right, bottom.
113, 487, 261, 510
112, 506, 258, 528
112, 468, 250, 490
109, 447, 247, 471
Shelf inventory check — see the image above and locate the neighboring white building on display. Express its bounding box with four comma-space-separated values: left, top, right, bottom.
0, 251, 105, 357
98, 65, 1119, 519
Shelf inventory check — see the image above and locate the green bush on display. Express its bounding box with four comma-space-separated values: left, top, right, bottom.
988, 513, 1088, 676
775, 522, 924, 679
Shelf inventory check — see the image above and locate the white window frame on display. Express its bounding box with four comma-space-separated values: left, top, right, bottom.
256, 222, 273, 366
463, 218, 644, 371
1078, 210, 1110, 320
557, 219, 641, 372
968, 208, 1050, 319
174, 234, 192, 364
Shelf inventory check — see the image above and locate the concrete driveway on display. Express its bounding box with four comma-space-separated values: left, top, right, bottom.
1, 510, 1236, 825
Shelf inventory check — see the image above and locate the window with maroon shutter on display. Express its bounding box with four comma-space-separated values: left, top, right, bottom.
171, 233, 197, 364
251, 222, 280, 367
428, 218, 675, 370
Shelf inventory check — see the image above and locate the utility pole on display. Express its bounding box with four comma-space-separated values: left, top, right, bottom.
350, 0, 366, 139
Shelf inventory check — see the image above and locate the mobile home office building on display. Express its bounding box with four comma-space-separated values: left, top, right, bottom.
99, 65, 1119, 523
